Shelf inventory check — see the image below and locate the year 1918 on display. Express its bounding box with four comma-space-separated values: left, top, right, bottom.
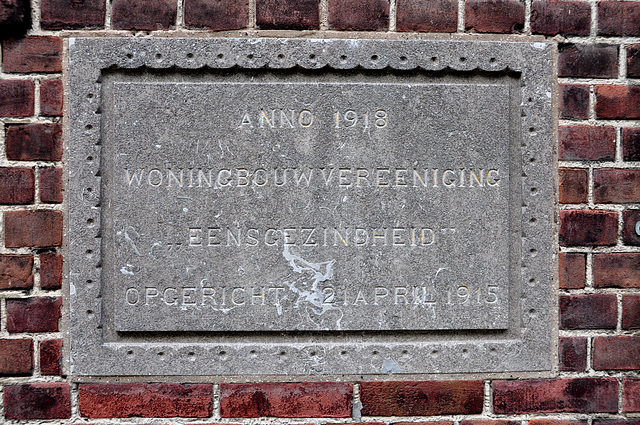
334, 109, 388, 129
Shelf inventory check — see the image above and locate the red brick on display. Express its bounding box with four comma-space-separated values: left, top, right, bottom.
0, 167, 34, 204
623, 210, 640, 246
465, 0, 524, 33
623, 379, 640, 412
4, 383, 71, 419
558, 44, 618, 78
559, 252, 586, 289
594, 336, 640, 370
41, 0, 104, 29
622, 294, 640, 329
629, 45, 640, 78
530, 420, 587, 425
397, 0, 458, 32
6, 123, 63, 161
0, 0, 30, 36
79, 383, 212, 418
560, 84, 589, 120
40, 338, 62, 375
593, 420, 640, 425
328, 0, 388, 31
623, 127, 640, 161
221, 382, 352, 418
40, 79, 63, 116
594, 253, 640, 288
0, 338, 32, 375
594, 169, 640, 203
559, 337, 587, 372
360, 380, 483, 416
40, 167, 62, 203
6, 297, 61, 332
559, 210, 617, 246
0, 80, 34, 117
2, 36, 62, 73
4, 210, 63, 248
493, 378, 618, 413
183, 0, 248, 30
40, 252, 62, 289
559, 125, 615, 161
531, 0, 590, 35
598, 1, 640, 36
112, 0, 176, 30
0, 254, 33, 290
559, 169, 588, 204
560, 294, 617, 329
596, 85, 640, 119
257, 0, 319, 29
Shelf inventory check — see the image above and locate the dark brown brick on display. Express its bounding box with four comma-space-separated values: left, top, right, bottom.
596, 85, 640, 119
531, 420, 587, 425
465, 0, 524, 33
624, 379, 640, 412
623, 210, 640, 246
559, 125, 616, 161
40, 338, 62, 375
184, 0, 248, 30
559, 337, 587, 372
40, 252, 62, 290
6, 123, 63, 161
80, 383, 212, 418
594, 169, 640, 203
0, 0, 30, 37
559, 252, 586, 289
629, 45, 640, 78
622, 294, 640, 330
112, 0, 176, 30
40, 79, 63, 116
560, 84, 589, 120
493, 378, 618, 413
6, 297, 62, 332
560, 210, 618, 246
256, 0, 319, 30
598, 1, 640, 36
0, 80, 34, 117
221, 382, 352, 417
360, 381, 483, 416
328, 0, 389, 31
4, 383, 71, 419
594, 336, 640, 370
0, 167, 34, 204
397, 0, 457, 32
4, 210, 63, 248
531, 0, 590, 35
0, 254, 33, 290
560, 294, 617, 329
623, 127, 640, 161
2, 36, 62, 73
559, 168, 588, 204
594, 253, 640, 288
40, 167, 62, 203
593, 419, 640, 425
41, 0, 105, 29
0, 338, 32, 375
558, 44, 618, 78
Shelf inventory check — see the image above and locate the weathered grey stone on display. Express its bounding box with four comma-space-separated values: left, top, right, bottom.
68, 37, 554, 376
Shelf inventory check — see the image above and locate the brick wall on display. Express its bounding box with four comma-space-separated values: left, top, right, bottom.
0, 0, 639, 421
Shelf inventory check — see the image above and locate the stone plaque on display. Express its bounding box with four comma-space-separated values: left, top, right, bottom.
69, 38, 554, 376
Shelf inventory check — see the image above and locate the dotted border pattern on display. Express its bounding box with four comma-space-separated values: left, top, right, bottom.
68, 37, 554, 377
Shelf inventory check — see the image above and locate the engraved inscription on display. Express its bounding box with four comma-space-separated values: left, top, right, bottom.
106, 79, 514, 332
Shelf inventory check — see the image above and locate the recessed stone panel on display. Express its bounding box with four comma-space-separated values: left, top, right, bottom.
69, 37, 554, 376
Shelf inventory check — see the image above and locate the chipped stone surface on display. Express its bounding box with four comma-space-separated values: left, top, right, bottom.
68, 37, 553, 376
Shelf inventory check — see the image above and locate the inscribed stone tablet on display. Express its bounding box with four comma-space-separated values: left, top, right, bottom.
69, 38, 554, 376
